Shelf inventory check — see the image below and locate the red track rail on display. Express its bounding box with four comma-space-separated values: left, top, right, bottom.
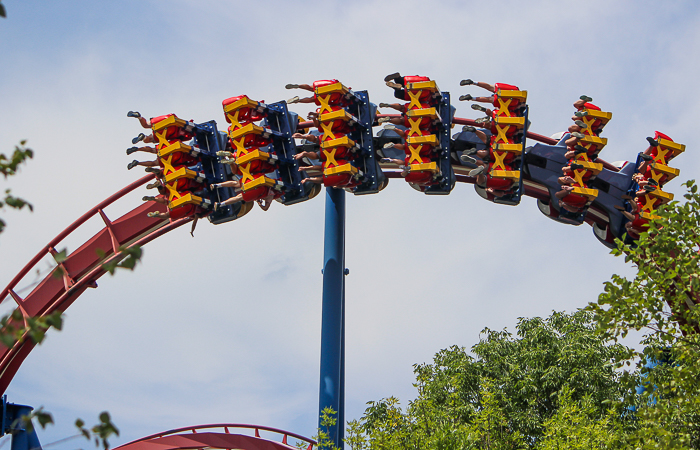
0, 174, 192, 394
115, 424, 316, 450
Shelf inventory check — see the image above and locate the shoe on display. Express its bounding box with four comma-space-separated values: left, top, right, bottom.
126, 146, 140, 155
385, 81, 402, 90
471, 104, 487, 112
147, 212, 159, 218
460, 79, 474, 86
132, 133, 145, 144
574, 120, 587, 128
462, 126, 476, 133
127, 111, 141, 118
285, 84, 299, 89
570, 163, 584, 170
462, 147, 478, 156
146, 181, 161, 189
460, 154, 476, 164
144, 167, 161, 174
378, 103, 391, 108
648, 178, 659, 186
127, 160, 139, 170
383, 124, 396, 130
377, 117, 391, 124
383, 142, 396, 149
142, 196, 156, 202
640, 153, 653, 161
643, 185, 657, 192
383, 72, 401, 82
287, 96, 300, 104
646, 137, 659, 147
474, 117, 490, 124
574, 110, 588, 117
459, 94, 473, 102
469, 166, 485, 177
216, 150, 233, 157
571, 132, 585, 139
574, 145, 587, 154
580, 95, 593, 102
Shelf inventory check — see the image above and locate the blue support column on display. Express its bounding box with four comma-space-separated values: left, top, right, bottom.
1, 397, 42, 450
318, 186, 345, 448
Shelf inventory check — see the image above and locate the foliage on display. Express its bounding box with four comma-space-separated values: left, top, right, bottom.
310, 407, 341, 450
97, 245, 143, 274
12, 407, 54, 433
0, 141, 34, 234
347, 310, 631, 449
0, 309, 63, 347
75, 413, 120, 450
536, 388, 622, 450
588, 180, 700, 449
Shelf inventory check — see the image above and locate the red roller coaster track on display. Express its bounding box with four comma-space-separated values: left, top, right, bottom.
113, 424, 316, 450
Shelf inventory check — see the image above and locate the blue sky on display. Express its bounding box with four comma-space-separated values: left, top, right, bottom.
1, 1, 700, 448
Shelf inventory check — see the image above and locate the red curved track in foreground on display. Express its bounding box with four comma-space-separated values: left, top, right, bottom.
0, 117, 620, 395
0, 174, 192, 394
114, 424, 316, 450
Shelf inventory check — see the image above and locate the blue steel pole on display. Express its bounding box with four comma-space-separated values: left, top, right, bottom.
319, 186, 345, 448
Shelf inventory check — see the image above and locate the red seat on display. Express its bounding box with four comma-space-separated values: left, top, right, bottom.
222, 95, 266, 124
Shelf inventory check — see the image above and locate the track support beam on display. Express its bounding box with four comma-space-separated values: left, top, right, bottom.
318, 187, 345, 448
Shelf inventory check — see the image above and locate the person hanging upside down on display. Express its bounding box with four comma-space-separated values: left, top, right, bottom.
555, 185, 588, 213
285, 79, 348, 107
142, 186, 168, 205
213, 189, 276, 212
126, 111, 193, 145
468, 164, 516, 198
383, 72, 438, 107
458, 80, 523, 112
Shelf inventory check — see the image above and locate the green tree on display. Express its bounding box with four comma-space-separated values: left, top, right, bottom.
536, 388, 622, 450
589, 180, 700, 449
347, 310, 631, 449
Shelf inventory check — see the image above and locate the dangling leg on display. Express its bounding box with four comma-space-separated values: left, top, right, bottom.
211, 180, 241, 189
377, 117, 403, 125
214, 193, 244, 211
383, 124, 406, 139
292, 133, 320, 144
378, 102, 406, 113
287, 95, 315, 105
301, 176, 323, 184
462, 126, 488, 145
147, 211, 170, 219
285, 83, 314, 92
126, 145, 157, 155
127, 159, 159, 170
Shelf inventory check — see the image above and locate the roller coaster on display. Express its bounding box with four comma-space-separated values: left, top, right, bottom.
0, 74, 687, 450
